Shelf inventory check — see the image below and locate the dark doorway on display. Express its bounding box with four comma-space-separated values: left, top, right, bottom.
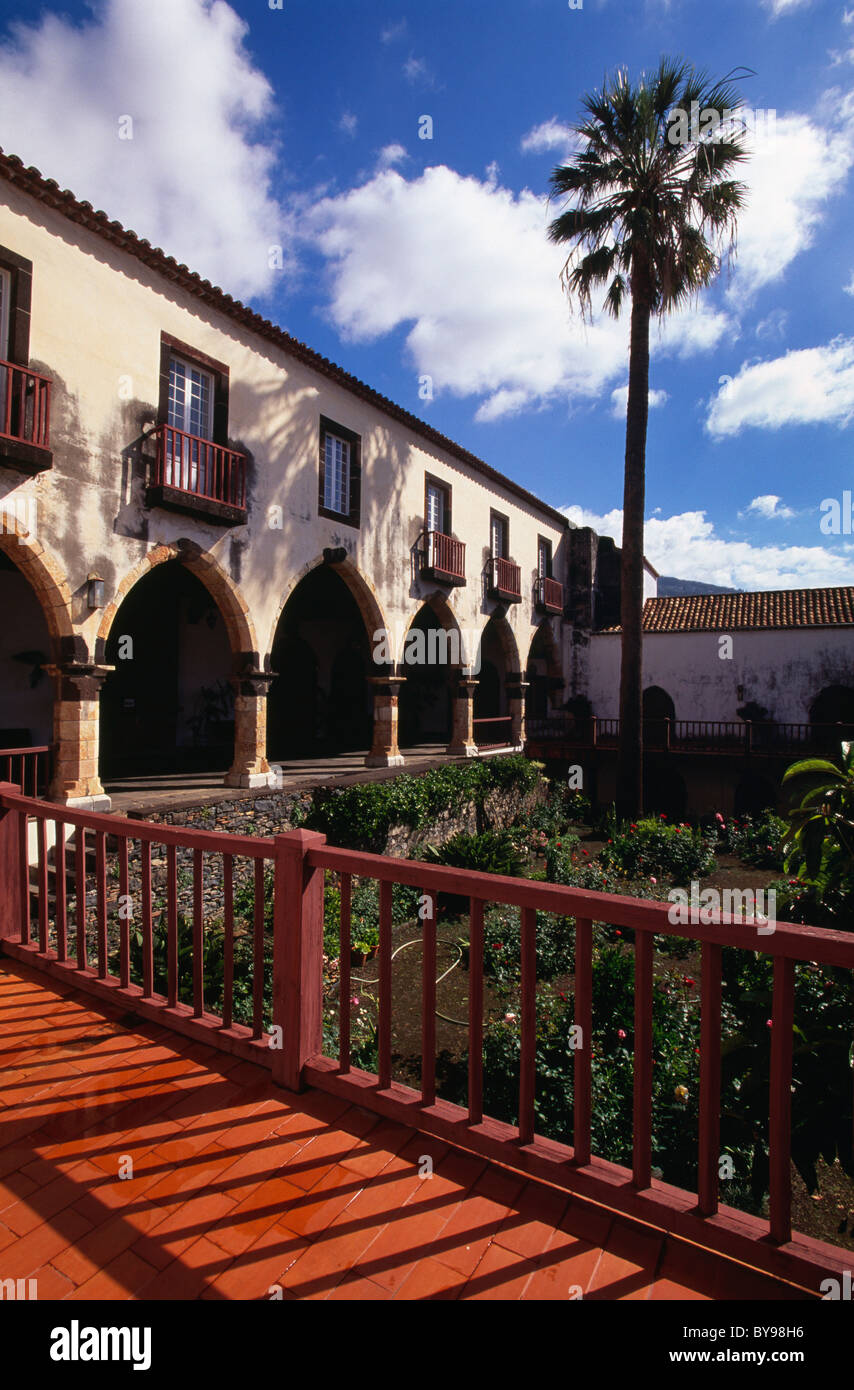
0, 548, 53, 749
399, 605, 456, 748
808, 685, 854, 755
267, 566, 372, 760
643, 685, 676, 751
100, 562, 234, 778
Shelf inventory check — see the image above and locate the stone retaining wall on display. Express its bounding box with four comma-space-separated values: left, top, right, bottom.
131, 781, 543, 859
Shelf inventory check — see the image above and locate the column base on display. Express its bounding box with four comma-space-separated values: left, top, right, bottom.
223, 770, 275, 790
62, 793, 112, 813
365, 753, 406, 769
446, 742, 479, 758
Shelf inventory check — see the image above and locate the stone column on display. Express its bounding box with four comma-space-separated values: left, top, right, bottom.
226, 664, 276, 789
46, 663, 113, 811
447, 676, 478, 757
506, 672, 530, 749
366, 676, 405, 768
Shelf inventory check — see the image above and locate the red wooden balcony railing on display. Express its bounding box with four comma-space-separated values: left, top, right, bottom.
473, 716, 515, 749
422, 530, 466, 583
1, 781, 852, 1294
525, 716, 854, 757
0, 358, 51, 448
0, 747, 49, 798
153, 424, 247, 510
488, 556, 522, 602
535, 576, 564, 614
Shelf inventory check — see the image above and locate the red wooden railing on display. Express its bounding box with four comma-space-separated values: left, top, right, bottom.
473, 716, 515, 749
423, 531, 466, 582
0, 358, 51, 448
489, 556, 522, 601
153, 424, 247, 510
526, 716, 854, 757
1, 781, 852, 1293
0, 747, 49, 797
535, 576, 563, 613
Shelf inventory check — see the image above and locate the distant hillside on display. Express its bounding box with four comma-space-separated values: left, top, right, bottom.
657, 576, 739, 598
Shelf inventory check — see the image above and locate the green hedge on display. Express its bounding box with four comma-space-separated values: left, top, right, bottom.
301, 755, 542, 851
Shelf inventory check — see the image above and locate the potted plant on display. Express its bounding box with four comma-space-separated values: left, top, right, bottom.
351, 921, 380, 967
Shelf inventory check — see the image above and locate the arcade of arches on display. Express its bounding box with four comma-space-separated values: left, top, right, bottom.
0, 545, 564, 806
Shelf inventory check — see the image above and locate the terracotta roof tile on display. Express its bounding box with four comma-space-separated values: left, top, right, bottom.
601, 587, 854, 634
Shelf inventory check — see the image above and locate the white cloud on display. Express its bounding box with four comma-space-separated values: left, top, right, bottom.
381, 20, 407, 44
845, 273, 854, 296
741, 495, 795, 520
339, 112, 359, 137
610, 385, 668, 419
304, 164, 732, 421
563, 505, 854, 590
520, 119, 578, 157
755, 309, 789, 341
403, 56, 436, 88
706, 338, 854, 436
376, 144, 408, 171
0, 0, 287, 302
730, 109, 854, 300
762, 0, 814, 15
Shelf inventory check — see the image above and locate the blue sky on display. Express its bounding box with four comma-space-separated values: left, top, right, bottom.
0, 0, 852, 588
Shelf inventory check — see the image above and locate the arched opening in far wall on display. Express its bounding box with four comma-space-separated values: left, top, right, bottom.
267, 564, 373, 760
525, 620, 563, 726
643, 684, 676, 751
99, 561, 235, 779
398, 600, 462, 749
474, 615, 520, 742
0, 547, 55, 750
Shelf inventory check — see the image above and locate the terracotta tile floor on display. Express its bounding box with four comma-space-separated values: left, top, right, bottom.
0, 959, 809, 1301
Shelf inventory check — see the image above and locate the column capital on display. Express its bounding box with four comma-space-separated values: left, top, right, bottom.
369, 674, 406, 696
46, 662, 114, 702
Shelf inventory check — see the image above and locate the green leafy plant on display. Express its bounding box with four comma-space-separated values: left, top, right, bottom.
716, 810, 787, 869
601, 816, 716, 884
303, 756, 543, 851
421, 829, 527, 878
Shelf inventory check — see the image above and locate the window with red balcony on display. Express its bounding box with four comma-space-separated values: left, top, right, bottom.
147, 334, 247, 525
421, 475, 465, 585
488, 510, 521, 602
0, 245, 52, 475
535, 536, 564, 614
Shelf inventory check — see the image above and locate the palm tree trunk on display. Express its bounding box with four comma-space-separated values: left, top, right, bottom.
616, 264, 652, 820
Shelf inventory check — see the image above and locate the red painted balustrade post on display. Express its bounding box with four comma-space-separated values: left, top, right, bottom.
0, 783, 23, 945
272, 829, 327, 1092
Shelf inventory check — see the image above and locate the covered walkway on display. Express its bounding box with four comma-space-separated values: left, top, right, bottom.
0, 962, 809, 1301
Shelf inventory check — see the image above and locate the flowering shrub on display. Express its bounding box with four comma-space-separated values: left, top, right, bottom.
480, 904, 576, 986
462, 946, 704, 1186
600, 817, 716, 883
716, 810, 787, 869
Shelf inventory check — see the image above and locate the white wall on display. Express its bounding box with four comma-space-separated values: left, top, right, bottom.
587, 628, 854, 724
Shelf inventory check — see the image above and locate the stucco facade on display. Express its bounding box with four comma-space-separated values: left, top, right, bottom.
0, 153, 579, 808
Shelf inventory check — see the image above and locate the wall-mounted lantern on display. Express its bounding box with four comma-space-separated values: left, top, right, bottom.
87, 572, 105, 610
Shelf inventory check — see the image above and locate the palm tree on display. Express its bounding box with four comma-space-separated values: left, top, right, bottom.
548, 59, 747, 817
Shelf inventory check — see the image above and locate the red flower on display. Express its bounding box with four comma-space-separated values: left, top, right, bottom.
684, 977, 695, 988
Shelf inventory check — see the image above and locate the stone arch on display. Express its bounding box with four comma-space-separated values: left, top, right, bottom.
397, 595, 468, 751
525, 619, 564, 723
396, 591, 469, 670
0, 525, 75, 658
266, 553, 388, 660
96, 540, 259, 664
475, 612, 522, 681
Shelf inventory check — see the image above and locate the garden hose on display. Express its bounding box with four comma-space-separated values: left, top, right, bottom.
350, 935, 469, 1026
